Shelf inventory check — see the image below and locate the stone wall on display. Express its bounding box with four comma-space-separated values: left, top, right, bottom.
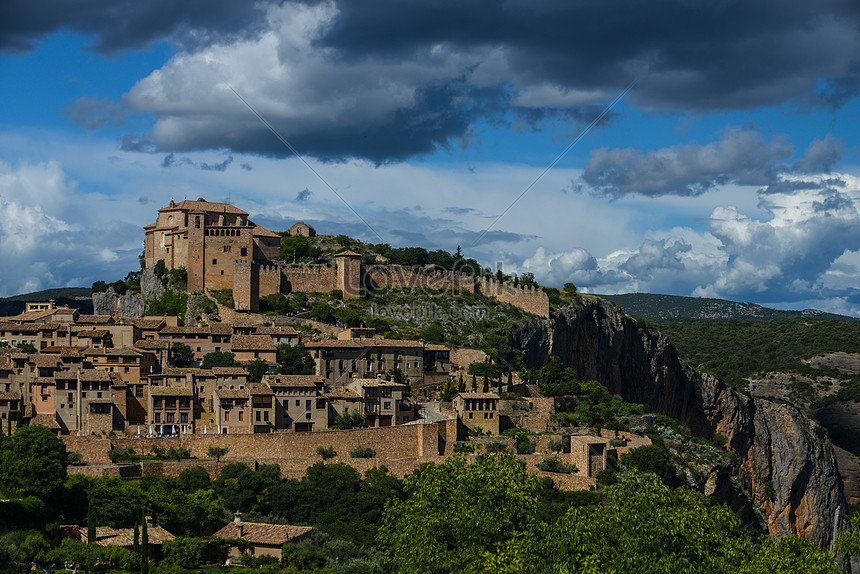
233, 260, 258, 312
62, 420, 455, 465
258, 265, 283, 298
476, 277, 550, 318
282, 265, 337, 293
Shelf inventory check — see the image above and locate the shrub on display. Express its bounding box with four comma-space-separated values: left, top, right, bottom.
516, 438, 536, 455
349, 446, 376, 459
609, 438, 627, 447
536, 457, 578, 474
453, 442, 475, 454
485, 441, 508, 453
316, 445, 337, 460
107, 446, 135, 463
207, 446, 228, 462
548, 438, 566, 453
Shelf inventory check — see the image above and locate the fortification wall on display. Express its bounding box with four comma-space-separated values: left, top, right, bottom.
258, 264, 283, 298
365, 266, 476, 292
477, 278, 550, 317
62, 422, 450, 465
282, 265, 337, 293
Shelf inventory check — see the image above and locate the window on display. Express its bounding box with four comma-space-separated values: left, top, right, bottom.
180, 413, 188, 423
212, 258, 217, 265
264, 411, 269, 421
238, 411, 244, 422
136, 386, 143, 398
256, 411, 261, 422
468, 412, 473, 419
384, 401, 391, 410
306, 399, 311, 410
305, 412, 311, 420
155, 413, 161, 422
240, 247, 247, 256
195, 216, 201, 228
223, 246, 231, 253
224, 411, 230, 422
295, 400, 300, 407
484, 412, 488, 419
166, 413, 175, 423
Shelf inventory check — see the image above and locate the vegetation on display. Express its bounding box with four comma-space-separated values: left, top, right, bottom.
209, 288, 235, 309
206, 445, 230, 462
316, 445, 337, 460
145, 288, 188, 318
247, 358, 269, 382
169, 342, 194, 367
201, 351, 238, 369
349, 446, 376, 459
277, 343, 315, 375
535, 457, 578, 474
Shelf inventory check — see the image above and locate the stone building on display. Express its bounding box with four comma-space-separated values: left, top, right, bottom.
143, 199, 281, 294
453, 392, 500, 435
288, 221, 316, 237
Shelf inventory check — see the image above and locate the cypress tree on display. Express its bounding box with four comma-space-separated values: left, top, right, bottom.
471, 374, 477, 392
133, 522, 139, 555
87, 507, 96, 545
507, 372, 514, 393
141, 515, 149, 574
458, 373, 465, 393
482, 376, 489, 393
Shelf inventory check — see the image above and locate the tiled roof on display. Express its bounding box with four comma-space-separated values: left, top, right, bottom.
264, 375, 322, 388
251, 224, 280, 238
31, 355, 63, 368
212, 522, 312, 546
76, 524, 175, 546
0, 323, 40, 333
6, 309, 59, 322
335, 250, 362, 258
456, 392, 500, 399
231, 335, 276, 351
249, 382, 274, 396
79, 370, 113, 382
305, 340, 361, 349
324, 387, 361, 400
160, 199, 248, 215
133, 318, 166, 330
212, 367, 247, 375
0, 390, 21, 400
352, 378, 406, 388
134, 339, 170, 350
209, 323, 233, 335
31, 413, 61, 429
216, 389, 249, 399
150, 386, 194, 396
254, 326, 298, 336
40, 346, 88, 356
77, 315, 114, 324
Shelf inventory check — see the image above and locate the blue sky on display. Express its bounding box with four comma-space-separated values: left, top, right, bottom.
2, 1, 860, 315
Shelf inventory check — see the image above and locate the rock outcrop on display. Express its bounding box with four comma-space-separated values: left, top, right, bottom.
509, 297, 846, 547
91, 287, 144, 318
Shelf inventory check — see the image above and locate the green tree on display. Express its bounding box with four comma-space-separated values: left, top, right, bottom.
379, 452, 541, 574
482, 376, 489, 393
107, 445, 136, 464
316, 445, 337, 460
331, 410, 367, 430
281, 541, 327, 570
276, 343, 315, 375
140, 514, 149, 574
162, 536, 206, 569
280, 235, 320, 262
201, 351, 237, 368
310, 301, 336, 322
15, 342, 36, 355
458, 373, 466, 393
439, 379, 458, 402
207, 446, 229, 463
507, 372, 514, 393
247, 358, 268, 382
165, 446, 191, 462
0, 424, 68, 498
169, 342, 194, 367
423, 323, 446, 344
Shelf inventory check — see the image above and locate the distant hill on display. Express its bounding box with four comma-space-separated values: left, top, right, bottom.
0, 287, 93, 317
598, 292, 856, 321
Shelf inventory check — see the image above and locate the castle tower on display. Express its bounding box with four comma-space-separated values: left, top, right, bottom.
335, 250, 362, 299
188, 209, 206, 292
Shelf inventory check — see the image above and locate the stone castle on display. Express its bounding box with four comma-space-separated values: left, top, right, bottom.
144, 199, 549, 317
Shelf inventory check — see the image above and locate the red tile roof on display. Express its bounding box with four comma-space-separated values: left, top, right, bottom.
212, 522, 312, 546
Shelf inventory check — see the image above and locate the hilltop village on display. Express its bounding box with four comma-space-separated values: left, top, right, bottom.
0, 199, 646, 487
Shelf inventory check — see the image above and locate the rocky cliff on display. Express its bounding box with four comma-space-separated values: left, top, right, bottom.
509, 297, 846, 547
91, 287, 144, 318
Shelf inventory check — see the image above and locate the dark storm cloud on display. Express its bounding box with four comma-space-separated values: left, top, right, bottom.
0, 1, 272, 54
318, 0, 860, 112
296, 189, 312, 202
791, 135, 844, 173
11, 0, 859, 163
580, 126, 793, 198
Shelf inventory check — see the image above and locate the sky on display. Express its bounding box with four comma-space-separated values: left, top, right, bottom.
1, 1, 860, 315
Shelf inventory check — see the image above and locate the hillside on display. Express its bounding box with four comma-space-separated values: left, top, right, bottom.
0, 287, 93, 317
600, 292, 855, 321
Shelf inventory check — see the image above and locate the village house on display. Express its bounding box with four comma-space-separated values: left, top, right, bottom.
213, 513, 312, 560
343, 376, 412, 427
148, 385, 194, 434
214, 388, 251, 434
262, 374, 327, 432
305, 337, 426, 385
453, 392, 501, 435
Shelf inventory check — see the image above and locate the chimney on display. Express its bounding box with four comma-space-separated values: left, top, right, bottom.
145, 515, 153, 528
234, 511, 242, 524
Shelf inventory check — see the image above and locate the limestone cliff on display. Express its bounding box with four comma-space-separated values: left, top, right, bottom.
509, 297, 846, 547
91, 287, 144, 318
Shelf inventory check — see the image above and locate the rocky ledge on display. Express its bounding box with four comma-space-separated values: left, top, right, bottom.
509, 297, 845, 547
